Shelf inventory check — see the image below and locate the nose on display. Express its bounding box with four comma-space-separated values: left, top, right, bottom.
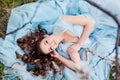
50, 40, 55, 46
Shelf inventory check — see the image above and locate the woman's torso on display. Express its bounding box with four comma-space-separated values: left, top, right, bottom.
53, 17, 91, 58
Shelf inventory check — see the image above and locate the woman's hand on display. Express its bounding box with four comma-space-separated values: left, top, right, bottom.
62, 16, 95, 54
67, 43, 81, 54
50, 50, 59, 58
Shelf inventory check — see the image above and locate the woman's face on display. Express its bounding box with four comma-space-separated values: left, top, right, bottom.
39, 34, 59, 54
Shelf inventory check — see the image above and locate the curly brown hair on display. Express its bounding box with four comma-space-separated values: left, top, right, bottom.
16, 25, 64, 76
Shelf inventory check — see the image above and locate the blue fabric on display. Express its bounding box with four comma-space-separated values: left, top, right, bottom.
0, 0, 120, 80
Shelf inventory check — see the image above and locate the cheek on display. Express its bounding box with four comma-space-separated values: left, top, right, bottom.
55, 44, 59, 48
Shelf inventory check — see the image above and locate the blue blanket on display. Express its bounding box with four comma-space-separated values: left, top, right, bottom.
0, 0, 120, 80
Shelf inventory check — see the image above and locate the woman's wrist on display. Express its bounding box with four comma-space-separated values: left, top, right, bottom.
76, 42, 82, 48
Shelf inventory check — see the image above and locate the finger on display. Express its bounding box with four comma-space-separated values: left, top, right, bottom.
68, 47, 75, 51
53, 50, 58, 54
50, 53, 53, 57
68, 46, 73, 50
50, 52, 54, 57
53, 50, 57, 53
67, 48, 74, 54
43, 34, 49, 37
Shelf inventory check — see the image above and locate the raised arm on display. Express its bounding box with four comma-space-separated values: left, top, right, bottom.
51, 15, 95, 71
61, 15, 95, 50
58, 15, 95, 70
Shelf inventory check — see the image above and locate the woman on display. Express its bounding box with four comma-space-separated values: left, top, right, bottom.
17, 25, 64, 76
38, 15, 95, 70
17, 15, 95, 76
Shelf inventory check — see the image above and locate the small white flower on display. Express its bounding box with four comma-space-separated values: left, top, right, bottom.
112, 72, 116, 79
78, 61, 90, 73
75, 61, 90, 80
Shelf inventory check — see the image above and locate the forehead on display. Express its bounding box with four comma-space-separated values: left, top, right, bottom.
39, 38, 50, 54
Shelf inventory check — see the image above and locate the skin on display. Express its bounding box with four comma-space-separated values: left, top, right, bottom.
40, 34, 63, 54
39, 15, 95, 70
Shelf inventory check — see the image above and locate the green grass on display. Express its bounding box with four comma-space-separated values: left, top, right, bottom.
0, 61, 4, 79
0, 0, 37, 37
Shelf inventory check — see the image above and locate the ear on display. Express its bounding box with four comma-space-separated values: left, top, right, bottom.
43, 34, 49, 38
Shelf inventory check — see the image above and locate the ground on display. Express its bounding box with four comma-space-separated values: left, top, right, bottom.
0, 0, 119, 80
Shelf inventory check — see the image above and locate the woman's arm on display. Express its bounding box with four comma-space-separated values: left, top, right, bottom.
51, 50, 80, 70
61, 15, 95, 50
51, 15, 95, 70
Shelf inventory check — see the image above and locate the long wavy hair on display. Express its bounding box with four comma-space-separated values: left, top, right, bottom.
16, 25, 64, 76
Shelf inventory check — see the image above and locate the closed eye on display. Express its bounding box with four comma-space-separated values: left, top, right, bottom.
50, 47, 53, 51
45, 40, 48, 44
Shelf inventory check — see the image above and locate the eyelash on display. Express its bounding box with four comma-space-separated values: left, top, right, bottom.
45, 40, 48, 44
50, 47, 53, 51
45, 40, 52, 51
